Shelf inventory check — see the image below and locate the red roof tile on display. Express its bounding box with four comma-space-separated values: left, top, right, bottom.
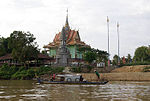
44, 29, 89, 48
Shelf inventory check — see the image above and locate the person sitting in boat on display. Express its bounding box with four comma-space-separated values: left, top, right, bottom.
80, 75, 83, 82
50, 74, 56, 81
94, 70, 100, 80
35, 73, 41, 83
36, 76, 41, 83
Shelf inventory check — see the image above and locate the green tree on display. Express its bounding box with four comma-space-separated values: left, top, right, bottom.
9, 31, 39, 66
83, 51, 96, 64
127, 54, 132, 63
0, 37, 12, 56
134, 46, 150, 62
95, 49, 109, 63
112, 55, 120, 65
41, 50, 48, 55
79, 47, 109, 64
0, 37, 5, 56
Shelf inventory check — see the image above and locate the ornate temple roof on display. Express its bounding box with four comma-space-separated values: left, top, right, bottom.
44, 11, 89, 48
44, 29, 89, 48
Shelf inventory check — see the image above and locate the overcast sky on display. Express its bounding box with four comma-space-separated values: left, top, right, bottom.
0, 0, 150, 59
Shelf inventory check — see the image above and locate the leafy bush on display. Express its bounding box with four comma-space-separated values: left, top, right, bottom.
0, 64, 36, 80
0, 64, 65, 80
12, 70, 27, 80
0, 64, 19, 79
51, 67, 64, 73
36, 66, 52, 75
36, 66, 64, 75
12, 68, 35, 80
87, 65, 93, 71
71, 67, 81, 73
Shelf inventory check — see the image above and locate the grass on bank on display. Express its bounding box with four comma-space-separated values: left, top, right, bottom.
119, 62, 150, 67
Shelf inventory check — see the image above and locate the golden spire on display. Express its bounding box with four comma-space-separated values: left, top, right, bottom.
65, 9, 69, 27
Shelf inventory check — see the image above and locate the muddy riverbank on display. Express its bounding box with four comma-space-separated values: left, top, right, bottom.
81, 72, 150, 81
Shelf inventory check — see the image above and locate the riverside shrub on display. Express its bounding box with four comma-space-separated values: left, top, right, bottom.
0, 64, 19, 79
0, 64, 65, 80
119, 62, 150, 67
71, 67, 81, 73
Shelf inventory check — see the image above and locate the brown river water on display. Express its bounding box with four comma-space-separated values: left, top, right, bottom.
0, 80, 150, 101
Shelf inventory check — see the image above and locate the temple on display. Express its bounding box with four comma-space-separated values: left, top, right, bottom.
44, 11, 90, 63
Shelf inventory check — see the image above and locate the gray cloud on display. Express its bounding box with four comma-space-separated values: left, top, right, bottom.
0, 0, 149, 59
13, 0, 44, 9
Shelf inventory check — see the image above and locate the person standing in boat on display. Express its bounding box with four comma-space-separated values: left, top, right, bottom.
94, 70, 100, 80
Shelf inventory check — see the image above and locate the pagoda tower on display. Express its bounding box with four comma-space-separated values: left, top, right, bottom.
56, 26, 71, 66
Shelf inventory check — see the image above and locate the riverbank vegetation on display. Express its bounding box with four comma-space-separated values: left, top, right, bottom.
112, 46, 150, 67
0, 64, 64, 80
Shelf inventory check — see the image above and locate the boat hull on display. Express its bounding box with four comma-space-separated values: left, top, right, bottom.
40, 81, 109, 85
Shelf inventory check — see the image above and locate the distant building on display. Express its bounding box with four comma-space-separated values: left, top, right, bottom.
44, 12, 90, 62
97, 62, 105, 67
0, 53, 52, 66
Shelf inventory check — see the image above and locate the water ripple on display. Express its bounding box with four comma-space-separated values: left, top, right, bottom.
0, 81, 150, 101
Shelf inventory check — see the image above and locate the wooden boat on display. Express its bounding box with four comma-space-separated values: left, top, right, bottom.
37, 74, 108, 85
39, 80, 108, 85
